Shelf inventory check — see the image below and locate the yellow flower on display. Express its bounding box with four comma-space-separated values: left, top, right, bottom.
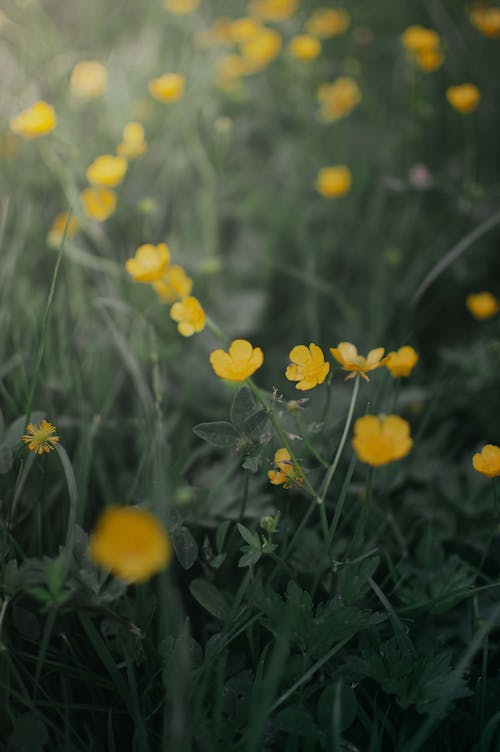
330, 342, 388, 381
385, 346, 419, 378
148, 73, 185, 103
88, 506, 172, 583
315, 166, 352, 198
446, 84, 481, 114
353, 415, 413, 467
47, 212, 80, 248
210, 339, 264, 382
289, 34, 322, 62
470, 6, 500, 38
317, 77, 361, 122
125, 243, 171, 283
400, 25, 441, 53
285, 343, 330, 391
69, 61, 107, 99
215, 55, 251, 90
230, 17, 262, 43
164, 0, 200, 13
414, 48, 444, 72
22, 420, 60, 455
9, 101, 56, 139
81, 187, 117, 221
152, 264, 193, 303
466, 291, 499, 320
86, 155, 127, 188
306, 8, 350, 38
170, 296, 206, 336
473, 444, 500, 479
268, 448, 303, 489
240, 27, 282, 71
117, 122, 147, 159
249, 0, 298, 22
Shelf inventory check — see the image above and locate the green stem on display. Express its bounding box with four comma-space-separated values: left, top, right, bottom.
238, 472, 249, 522
347, 466, 374, 558
205, 315, 226, 341
477, 480, 500, 573
293, 415, 328, 469
54, 444, 78, 569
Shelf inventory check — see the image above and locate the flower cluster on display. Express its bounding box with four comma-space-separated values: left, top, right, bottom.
400, 25, 444, 72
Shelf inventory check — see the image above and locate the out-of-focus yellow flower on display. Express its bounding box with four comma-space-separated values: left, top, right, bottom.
249, 0, 298, 22
401, 25, 441, 53
289, 34, 321, 61
210, 339, 264, 381
470, 6, 500, 37
170, 296, 206, 336
268, 448, 304, 488
152, 264, 193, 303
306, 7, 350, 38
414, 48, 444, 72
9, 101, 56, 139
69, 61, 107, 100
330, 342, 388, 381
285, 344, 330, 390
125, 243, 171, 283
466, 291, 499, 320
22, 420, 60, 455
230, 17, 262, 43
117, 122, 147, 159
240, 27, 282, 71
148, 73, 185, 102
353, 415, 413, 467
86, 155, 127, 187
473, 444, 500, 478
196, 17, 234, 47
216, 54, 251, 90
315, 166, 351, 198
47, 212, 80, 248
81, 187, 117, 221
164, 0, 200, 14
385, 346, 419, 378
88, 506, 172, 584
317, 77, 361, 122
446, 83, 481, 114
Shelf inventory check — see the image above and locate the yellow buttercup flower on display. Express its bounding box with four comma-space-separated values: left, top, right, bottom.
88, 506, 172, 584
268, 448, 303, 489
249, 0, 298, 22
117, 122, 147, 159
353, 415, 413, 467
210, 339, 264, 382
9, 101, 56, 139
317, 77, 361, 122
230, 17, 262, 43
385, 346, 419, 378
126, 243, 170, 283
86, 155, 127, 188
170, 296, 206, 336
289, 34, 321, 62
22, 420, 60, 455
69, 61, 107, 99
152, 264, 193, 303
446, 84, 481, 114
466, 291, 499, 320
315, 166, 351, 198
285, 343, 330, 391
47, 212, 80, 248
330, 342, 388, 381
148, 73, 185, 103
473, 444, 500, 478
164, 0, 200, 14
414, 48, 444, 72
400, 25, 441, 53
81, 187, 117, 221
306, 8, 350, 38
240, 27, 282, 71
470, 6, 500, 38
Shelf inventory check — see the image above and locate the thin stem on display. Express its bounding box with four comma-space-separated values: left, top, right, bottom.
477, 480, 500, 573
238, 472, 250, 522
347, 466, 374, 558
293, 415, 328, 469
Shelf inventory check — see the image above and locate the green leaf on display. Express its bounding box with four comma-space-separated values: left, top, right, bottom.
231, 387, 257, 433
216, 520, 231, 553
172, 526, 198, 570
192, 421, 237, 448
0, 444, 13, 474
242, 456, 260, 473
243, 409, 269, 439
189, 579, 229, 620
237, 523, 261, 548
238, 549, 262, 567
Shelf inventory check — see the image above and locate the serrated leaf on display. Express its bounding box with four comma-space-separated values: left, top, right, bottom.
189, 578, 229, 620
231, 387, 257, 433
193, 421, 237, 448
237, 523, 261, 548
243, 409, 269, 439
172, 526, 198, 570
5, 412, 45, 449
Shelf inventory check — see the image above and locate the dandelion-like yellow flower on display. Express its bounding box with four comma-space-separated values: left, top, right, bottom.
148, 73, 185, 103
47, 213, 80, 248
285, 344, 330, 391
353, 415, 413, 467
69, 61, 107, 100
164, 0, 200, 14
289, 34, 322, 62
249, 0, 298, 22
88, 506, 172, 583
470, 6, 500, 38
22, 420, 60, 455
10, 101, 56, 139
210, 339, 264, 382
240, 27, 282, 72
306, 8, 350, 38
466, 291, 499, 320
472, 444, 500, 478
170, 296, 206, 336
385, 346, 419, 378
446, 84, 481, 114
117, 122, 147, 159
81, 187, 117, 221
330, 342, 388, 381
315, 166, 352, 198
400, 25, 441, 53
152, 264, 193, 303
86, 155, 127, 188
125, 243, 171, 283
317, 77, 361, 122
268, 448, 303, 489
